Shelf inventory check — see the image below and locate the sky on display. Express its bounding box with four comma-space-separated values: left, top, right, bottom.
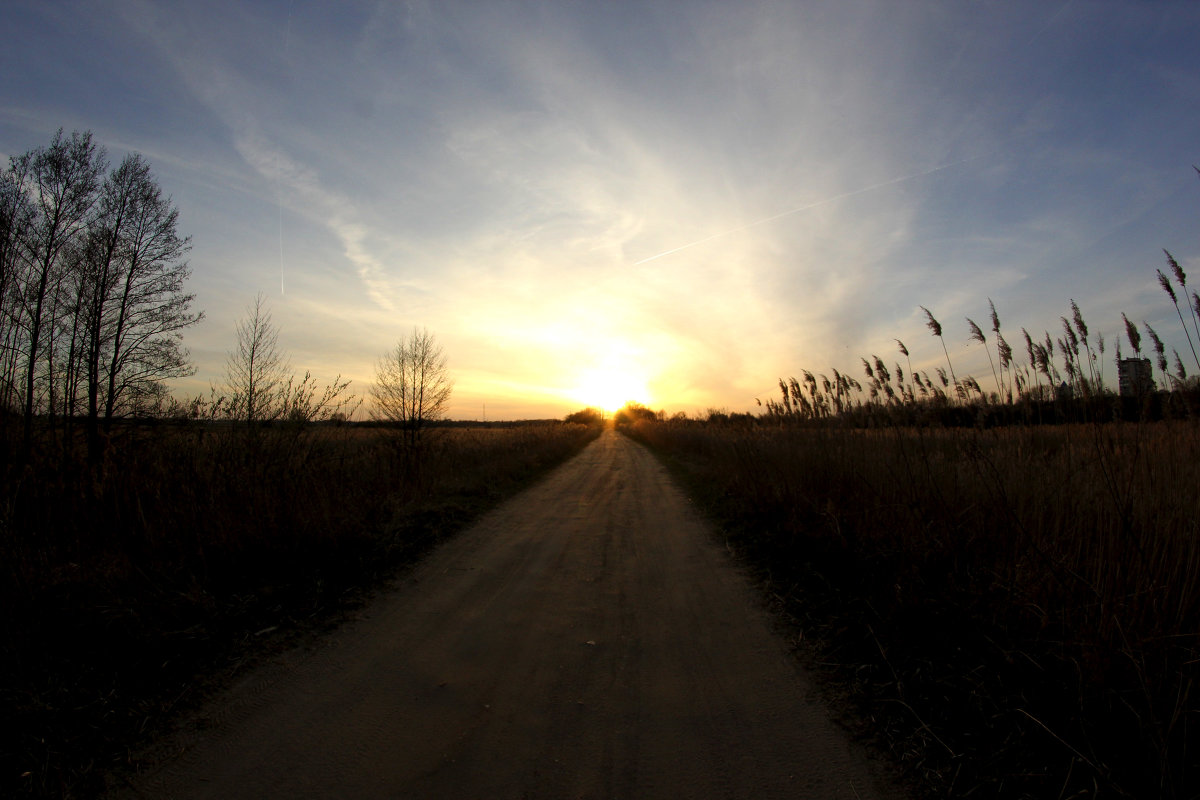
3, 0, 1199, 419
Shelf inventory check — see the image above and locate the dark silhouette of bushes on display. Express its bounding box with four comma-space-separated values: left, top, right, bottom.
613, 401, 659, 425
564, 406, 606, 426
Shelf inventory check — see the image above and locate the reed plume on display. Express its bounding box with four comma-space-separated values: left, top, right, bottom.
922, 306, 959, 399
989, 299, 1013, 401
1123, 313, 1142, 356
896, 339, 915, 401
1070, 299, 1098, 395
1160, 251, 1200, 370
1144, 322, 1168, 384
968, 316, 1000, 401
1022, 328, 1038, 399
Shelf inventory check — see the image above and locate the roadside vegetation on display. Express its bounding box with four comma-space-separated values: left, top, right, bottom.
619, 257, 1200, 799
1, 415, 603, 799
0, 130, 605, 798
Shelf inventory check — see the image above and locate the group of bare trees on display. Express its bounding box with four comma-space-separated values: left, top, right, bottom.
0, 129, 455, 461
216, 294, 451, 440
0, 129, 200, 460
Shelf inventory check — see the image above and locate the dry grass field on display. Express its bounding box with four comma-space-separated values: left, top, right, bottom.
626, 414, 1199, 799
0, 418, 601, 798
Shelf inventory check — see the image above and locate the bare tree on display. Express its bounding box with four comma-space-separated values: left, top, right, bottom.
0, 158, 36, 411
98, 155, 199, 425
223, 293, 288, 423
50, 153, 202, 460
219, 293, 358, 427
371, 327, 453, 448
16, 130, 104, 454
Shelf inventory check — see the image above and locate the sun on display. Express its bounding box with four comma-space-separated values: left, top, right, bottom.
572, 367, 650, 414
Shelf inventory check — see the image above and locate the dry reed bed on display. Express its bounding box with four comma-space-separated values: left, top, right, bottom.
628, 417, 1199, 799
0, 420, 600, 798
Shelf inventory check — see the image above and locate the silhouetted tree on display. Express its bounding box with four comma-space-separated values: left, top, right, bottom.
102, 157, 197, 418
76, 154, 199, 458
223, 293, 288, 423
613, 402, 658, 425
218, 294, 356, 428
0, 158, 36, 412
14, 130, 104, 454
565, 407, 605, 426
371, 327, 453, 448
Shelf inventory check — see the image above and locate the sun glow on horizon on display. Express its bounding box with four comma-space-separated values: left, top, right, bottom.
571, 364, 652, 414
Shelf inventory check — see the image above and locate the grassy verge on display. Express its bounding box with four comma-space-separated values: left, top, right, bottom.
1, 419, 601, 799
624, 416, 1199, 799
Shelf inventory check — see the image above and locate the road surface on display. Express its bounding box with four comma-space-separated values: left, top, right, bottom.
110, 429, 902, 799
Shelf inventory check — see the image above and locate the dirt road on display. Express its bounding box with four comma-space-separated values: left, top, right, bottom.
111, 430, 901, 799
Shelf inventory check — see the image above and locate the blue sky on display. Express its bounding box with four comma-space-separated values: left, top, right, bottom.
3, 0, 1199, 417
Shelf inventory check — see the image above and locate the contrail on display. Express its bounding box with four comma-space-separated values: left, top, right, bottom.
633, 154, 984, 266
278, 183, 285, 295
278, 5, 293, 296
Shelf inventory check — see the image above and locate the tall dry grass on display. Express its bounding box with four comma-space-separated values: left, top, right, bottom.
627, 416, 1200, 798
0, 417, 601, 798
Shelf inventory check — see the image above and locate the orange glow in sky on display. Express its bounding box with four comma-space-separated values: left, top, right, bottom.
570, 358, 653, 413
8, 3, 1199, 420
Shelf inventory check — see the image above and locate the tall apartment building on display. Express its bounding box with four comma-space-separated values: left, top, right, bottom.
1118, 357, 1153, 397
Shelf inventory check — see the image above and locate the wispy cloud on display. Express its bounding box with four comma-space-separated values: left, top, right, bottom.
6, 0, 1199, 414
232, 127, 398, 311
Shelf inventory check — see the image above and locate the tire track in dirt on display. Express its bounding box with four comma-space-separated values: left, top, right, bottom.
108, 429, 903, 799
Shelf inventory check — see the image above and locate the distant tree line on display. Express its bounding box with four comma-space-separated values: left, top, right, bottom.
0, 129, 201, 461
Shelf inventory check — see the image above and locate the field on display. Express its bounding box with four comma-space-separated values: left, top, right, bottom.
625, 413, 1200, 798
0, 418, 601, 798
6, 402, 1199, 798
